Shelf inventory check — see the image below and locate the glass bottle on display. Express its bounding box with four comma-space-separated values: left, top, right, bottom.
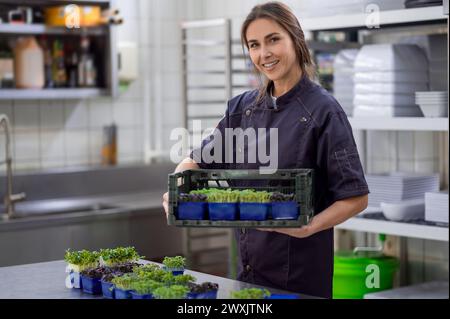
52, 39, 67, 87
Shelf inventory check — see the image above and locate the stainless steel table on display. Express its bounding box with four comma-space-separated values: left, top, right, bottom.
0, 260, 318, 299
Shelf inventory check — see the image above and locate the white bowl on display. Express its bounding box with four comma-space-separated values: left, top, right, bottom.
381, 198, 425, 221
418, 103, 448, 117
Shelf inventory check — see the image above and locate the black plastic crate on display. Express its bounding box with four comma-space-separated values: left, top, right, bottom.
168, 169, 314, 228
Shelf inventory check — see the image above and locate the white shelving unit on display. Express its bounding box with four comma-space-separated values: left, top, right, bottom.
336, 217, 448, 242
340, 115, 449, 241
305, 5, 449, 243
0, 23, 106, 36
349, 117, 449, 131
344, 115, 448, 241
302, 6, 447, 31
0, 88, 107, 100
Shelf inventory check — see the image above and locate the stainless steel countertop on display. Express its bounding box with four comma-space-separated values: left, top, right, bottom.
0, 191, 165, 231
0, 260, 318, 299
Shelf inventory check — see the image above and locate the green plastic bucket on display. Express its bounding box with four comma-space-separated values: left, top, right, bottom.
333, 250, 399, 299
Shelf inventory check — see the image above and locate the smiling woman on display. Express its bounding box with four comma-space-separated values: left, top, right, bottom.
163, 1, 369, 299
240, 2, 315, 102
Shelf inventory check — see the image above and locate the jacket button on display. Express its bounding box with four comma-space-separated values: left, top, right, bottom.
300, 117, 308, 122
245, 264, 251, 272
245, 109, 251, 116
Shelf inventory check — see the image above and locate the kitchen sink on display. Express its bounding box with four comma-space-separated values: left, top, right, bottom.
10, 199, 122, 218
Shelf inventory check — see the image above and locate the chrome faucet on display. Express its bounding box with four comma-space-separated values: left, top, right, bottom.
0, 114, 26, 220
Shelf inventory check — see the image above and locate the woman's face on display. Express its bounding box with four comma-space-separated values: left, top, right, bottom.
246, 18, 300, 84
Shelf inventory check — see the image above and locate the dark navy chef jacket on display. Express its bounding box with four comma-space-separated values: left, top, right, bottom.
190, 75, 369, 299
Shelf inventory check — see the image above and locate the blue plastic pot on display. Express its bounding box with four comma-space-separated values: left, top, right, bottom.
208, 203, 238, 221
114, 288, 133, 299
130, 291, 154, 299
177, 202, 207, 220
239, 203, 270, 221
265, 294, 299, 299
187, 290, 218, 299
101, 280, 115, 299
271, 202, 299, 220
80, 275, 102, 295
163, 266, 185, 276
172, 269, 184, 276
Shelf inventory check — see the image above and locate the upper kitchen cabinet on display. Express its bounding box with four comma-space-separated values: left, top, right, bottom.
0, 0, 119, 99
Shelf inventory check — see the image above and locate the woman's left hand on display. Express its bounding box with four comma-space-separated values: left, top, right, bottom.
257, 224, 315, 238
257, 194, 369, 238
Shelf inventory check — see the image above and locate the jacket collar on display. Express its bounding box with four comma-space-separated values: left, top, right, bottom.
261, 75, 314, 108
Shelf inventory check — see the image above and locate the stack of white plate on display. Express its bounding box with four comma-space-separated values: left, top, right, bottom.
365, 172, 440, 208
333, 49, 359, 116
415, 91, 448, 117
425, 191, 449, 224
353, 44, 428, 117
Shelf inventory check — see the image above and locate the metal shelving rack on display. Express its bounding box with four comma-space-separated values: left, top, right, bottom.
181, 19, 254, 132
180, 19, 258, 277
181, 19, 235, 277
0, 0, 118, 99
181, 19, 232, 132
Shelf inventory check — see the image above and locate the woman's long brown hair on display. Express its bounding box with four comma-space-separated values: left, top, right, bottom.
241, 1, 316, 104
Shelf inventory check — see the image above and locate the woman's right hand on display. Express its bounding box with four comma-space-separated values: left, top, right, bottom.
162, 192, 169, 218
162, 157, 200, 220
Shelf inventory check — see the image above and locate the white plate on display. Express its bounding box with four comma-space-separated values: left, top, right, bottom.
416, 93, 448, 96
416, 91, 447, 95
356, 82, 427, 94
415, 100, 448, 104
416, 94, 448, 98
354, 71, 427, 83
416, 97, 448, 100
